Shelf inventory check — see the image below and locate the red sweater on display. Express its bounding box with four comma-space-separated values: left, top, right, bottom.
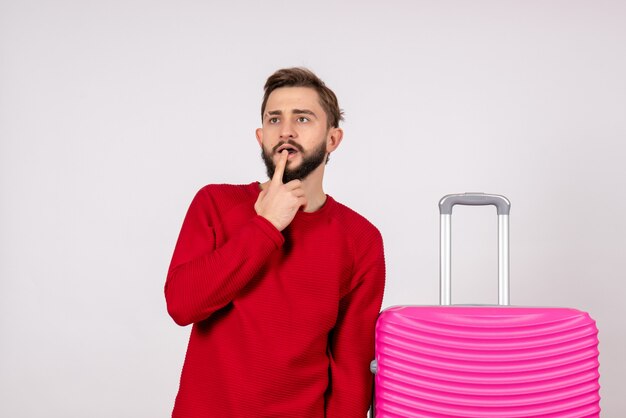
165, 183, 385, 417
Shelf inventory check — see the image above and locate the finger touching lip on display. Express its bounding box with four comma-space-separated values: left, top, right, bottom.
277, 145, 296, 154
274, 141, 304, 154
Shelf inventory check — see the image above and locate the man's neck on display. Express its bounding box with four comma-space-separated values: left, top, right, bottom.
299, 177, 327, 213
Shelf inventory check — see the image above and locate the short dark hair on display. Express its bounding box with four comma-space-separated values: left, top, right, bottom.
261, 67, 344, 129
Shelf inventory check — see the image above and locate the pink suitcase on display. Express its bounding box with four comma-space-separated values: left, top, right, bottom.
371, 193, 600, 417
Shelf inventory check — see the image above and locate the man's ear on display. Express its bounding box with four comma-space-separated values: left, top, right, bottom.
255, 128, 263, 147
326, 127, 344, 153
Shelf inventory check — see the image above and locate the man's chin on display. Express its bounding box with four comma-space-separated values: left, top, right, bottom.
284, 158, 301, 169
282, 169, 304, 183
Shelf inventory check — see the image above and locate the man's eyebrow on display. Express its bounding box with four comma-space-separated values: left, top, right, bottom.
293, 109, 317, 118
265, 109, 317, 118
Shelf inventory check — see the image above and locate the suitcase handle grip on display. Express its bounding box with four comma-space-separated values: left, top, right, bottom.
439, 193, 510, 215
438, 193, 510, 306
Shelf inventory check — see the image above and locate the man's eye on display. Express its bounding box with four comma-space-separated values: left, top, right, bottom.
297, 117, 309, 123
269, 117, 279, 124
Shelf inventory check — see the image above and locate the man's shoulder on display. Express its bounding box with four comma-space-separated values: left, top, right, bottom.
191, 182, 258, 211
198, 182, 257, 194
196, 182, 257, 200
329, 199, 385, 276
329, 197, 382, 239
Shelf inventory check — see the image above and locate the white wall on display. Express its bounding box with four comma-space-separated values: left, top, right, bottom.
1, 0, 624, 416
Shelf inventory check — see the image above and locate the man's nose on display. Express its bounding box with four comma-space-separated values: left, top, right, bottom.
280, 120, 296, 138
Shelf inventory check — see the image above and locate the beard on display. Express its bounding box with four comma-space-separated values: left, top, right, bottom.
261, 139, 328, 183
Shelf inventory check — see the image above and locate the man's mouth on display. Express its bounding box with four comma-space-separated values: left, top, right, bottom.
276, 143, 300, 155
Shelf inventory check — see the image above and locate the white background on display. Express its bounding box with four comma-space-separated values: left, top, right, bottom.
1, 0, 625, 416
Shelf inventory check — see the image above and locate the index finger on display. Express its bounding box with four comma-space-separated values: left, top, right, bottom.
272, 150, 288, 184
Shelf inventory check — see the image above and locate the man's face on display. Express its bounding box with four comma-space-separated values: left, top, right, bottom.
256, 87, 335, 183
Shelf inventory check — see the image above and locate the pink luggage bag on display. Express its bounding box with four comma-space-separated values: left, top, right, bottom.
371, 193, 600, 417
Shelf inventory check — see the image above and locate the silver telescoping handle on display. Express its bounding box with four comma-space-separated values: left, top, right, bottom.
438, 193, 511, 306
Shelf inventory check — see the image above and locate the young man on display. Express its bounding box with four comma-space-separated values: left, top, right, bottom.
165, 68, 385, 417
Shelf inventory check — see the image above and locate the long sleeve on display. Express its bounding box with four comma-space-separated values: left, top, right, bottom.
325, 227, 386, 417
165, 186, 284, 326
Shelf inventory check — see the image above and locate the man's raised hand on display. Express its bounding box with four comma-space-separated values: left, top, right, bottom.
255, 150, 307, 231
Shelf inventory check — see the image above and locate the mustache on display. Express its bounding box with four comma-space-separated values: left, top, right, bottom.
272, 140, 304, 154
